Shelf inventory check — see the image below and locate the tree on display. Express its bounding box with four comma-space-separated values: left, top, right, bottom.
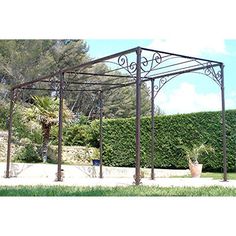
0, 40, 152, 119
0, 40, 89, 89
25, 96, 73, 162
67, 63, 152, 118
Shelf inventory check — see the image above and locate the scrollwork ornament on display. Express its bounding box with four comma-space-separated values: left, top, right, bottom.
141, 52, 162, 76
117, 54, 137, 76
153, 77, 168, 97
204, 63, 222, 87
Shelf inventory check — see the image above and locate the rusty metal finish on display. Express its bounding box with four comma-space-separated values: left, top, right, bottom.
140, 47, 222, 64
220, 64, 227, 181
99, 91, 103, 178
135, 47, 142, 185
5, 89, 15, 178
56, 72, 64, 182
151, 79, 155, 180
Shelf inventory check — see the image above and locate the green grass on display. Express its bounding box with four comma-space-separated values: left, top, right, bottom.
1, 185, 236, 196
176, 172, 236, 180
201, 172, 236, 180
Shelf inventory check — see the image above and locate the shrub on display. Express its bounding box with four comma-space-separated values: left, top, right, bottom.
0, 100, 9, 130
101, 110, 236, 171
64, 124, 91, 146
13, 142, 41, 163
63, 121, 99, 147
0, 102, 43, 144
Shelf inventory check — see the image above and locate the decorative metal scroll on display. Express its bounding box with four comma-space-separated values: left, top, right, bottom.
153, 75, 179, 98
117, 54, 137, 76
141, 52, 162, 77
203, 62, 222, 87
153, 62, 223, 97
117, 51, 163, 78
195, 61, 223, 88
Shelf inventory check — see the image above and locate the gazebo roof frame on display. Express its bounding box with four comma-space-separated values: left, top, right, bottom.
5, 46, 227, 185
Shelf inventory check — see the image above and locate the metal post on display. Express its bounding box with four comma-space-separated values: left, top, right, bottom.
99, 91, 103, 178
5, 89, 15, 178
135, 47, 142, 185
56, 72, 64, 181
220, 64, 227, 181
151, 79, 155, 180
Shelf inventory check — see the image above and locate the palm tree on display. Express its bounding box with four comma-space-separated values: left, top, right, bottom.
28, 96, 73, 162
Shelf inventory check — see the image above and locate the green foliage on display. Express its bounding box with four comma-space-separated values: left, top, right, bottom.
63, 122, 99, 147
101, 110, 236, 171
1, 40, 151, 119
11, 103, 42, 144
0, 100, 8, 130
1, 185, 236, 196
64, 124, 92, 146
0, 40, 89, 88
13, 142, 41, 163
179, 144, 215, 165
0, 100, 42, 143
103, 83, 151, 118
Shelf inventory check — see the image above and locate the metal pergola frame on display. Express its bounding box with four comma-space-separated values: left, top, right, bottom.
5, 46, 227, 185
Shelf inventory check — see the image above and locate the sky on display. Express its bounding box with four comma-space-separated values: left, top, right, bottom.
86, 39, 236, 115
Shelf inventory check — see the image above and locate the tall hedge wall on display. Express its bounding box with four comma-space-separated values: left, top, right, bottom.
101, 110, 236, 172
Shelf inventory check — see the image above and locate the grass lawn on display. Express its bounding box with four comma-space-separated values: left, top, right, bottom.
177, 172, 236, 180
1, 185, 236, 196
201, 172, 236, 180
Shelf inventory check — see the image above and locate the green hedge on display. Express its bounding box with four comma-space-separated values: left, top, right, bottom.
101, 110, 236, 172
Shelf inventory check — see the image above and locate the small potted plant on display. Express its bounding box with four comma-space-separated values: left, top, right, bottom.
180, 144, 214, 178
91, 148, 100, 166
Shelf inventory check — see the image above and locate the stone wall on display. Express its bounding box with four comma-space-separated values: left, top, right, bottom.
48, 145, 99, 165
0, 131, 9, 162
0, 130, 99, 165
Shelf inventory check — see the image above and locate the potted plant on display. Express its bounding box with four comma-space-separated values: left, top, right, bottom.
90, 148, 100, 166
180, 144, 214, 178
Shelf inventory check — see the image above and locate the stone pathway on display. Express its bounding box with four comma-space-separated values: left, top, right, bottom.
1, 176, 236, 187
0, 162, 235, 188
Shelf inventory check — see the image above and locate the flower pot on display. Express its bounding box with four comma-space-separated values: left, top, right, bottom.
189, 163, 202, 178
92, 159, 100, 166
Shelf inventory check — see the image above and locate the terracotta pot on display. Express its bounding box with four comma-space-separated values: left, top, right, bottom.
189, 163, 203, 178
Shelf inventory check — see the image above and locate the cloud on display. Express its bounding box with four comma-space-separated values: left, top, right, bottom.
149, 38, 227, 57
156, 82, 235, 114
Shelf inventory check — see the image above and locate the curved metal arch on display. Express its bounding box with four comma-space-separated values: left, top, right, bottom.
195, 61, 223, 88
188, 70, 222, 88
153, 63, 223, 97
153, 74, 180, 98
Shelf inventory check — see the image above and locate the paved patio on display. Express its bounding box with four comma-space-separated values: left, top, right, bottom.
0, 162, 235, 187
1, 176, 236, 188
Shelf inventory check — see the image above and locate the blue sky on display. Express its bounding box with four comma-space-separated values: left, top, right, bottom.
86, 39, 236, 114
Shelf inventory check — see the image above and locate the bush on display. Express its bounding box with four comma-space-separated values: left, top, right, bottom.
0, 100, 9, 130
63, 120, 99, 147
0, 102, 43, 144
13, 142, 41, 163
101, 110, 236, 171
